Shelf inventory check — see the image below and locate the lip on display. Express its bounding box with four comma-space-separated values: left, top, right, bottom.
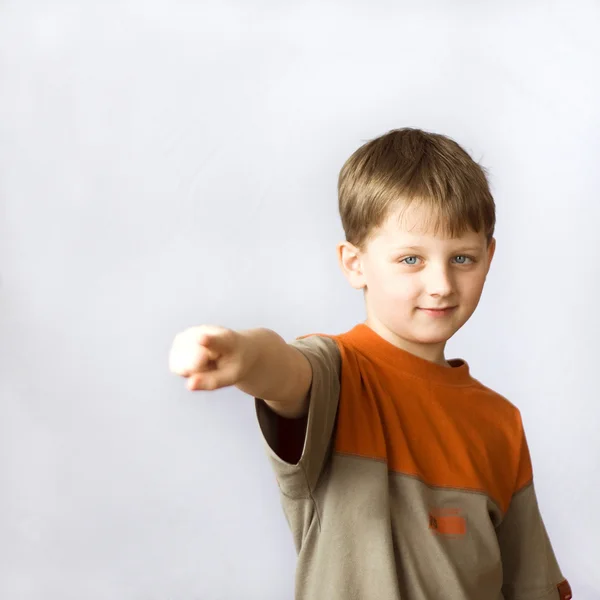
418, 306, 457, 317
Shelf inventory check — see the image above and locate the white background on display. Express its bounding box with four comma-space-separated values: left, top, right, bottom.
1, 1, 598, 598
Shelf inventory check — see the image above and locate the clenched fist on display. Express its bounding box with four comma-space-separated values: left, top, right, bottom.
168, 325, 254, 391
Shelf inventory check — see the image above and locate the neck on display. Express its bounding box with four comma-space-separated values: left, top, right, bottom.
364, 317, 450, 367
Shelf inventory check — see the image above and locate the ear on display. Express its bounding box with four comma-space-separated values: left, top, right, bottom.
337, 241, 367, 290
485, 237, 496, 274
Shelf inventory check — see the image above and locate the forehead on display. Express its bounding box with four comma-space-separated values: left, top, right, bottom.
373, 203, 485, 247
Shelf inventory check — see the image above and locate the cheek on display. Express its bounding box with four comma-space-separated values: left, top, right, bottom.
456, 275, 487, 314
376, 272, 418, 302
460, 273, 486, 297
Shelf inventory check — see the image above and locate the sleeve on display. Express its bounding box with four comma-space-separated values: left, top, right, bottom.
496, 416, 572, 600
254, 334, 341, 499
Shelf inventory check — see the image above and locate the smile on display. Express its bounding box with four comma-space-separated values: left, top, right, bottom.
418, 307, 457, 317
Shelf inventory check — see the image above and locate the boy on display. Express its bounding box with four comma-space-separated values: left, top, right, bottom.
169, 128, 571, 599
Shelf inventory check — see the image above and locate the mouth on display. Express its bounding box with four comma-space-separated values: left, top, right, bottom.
418, 306, 457, 316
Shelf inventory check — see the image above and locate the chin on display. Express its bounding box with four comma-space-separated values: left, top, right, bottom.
393, 329, 450, 345
415, 334, 452, 345
411, 327, 458, 345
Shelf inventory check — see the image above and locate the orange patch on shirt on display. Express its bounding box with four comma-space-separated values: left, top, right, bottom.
429, 508, 467, 536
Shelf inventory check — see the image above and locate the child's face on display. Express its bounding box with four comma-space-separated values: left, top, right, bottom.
338, 203, 496, 359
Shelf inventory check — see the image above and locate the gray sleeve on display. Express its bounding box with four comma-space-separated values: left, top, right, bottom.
496, 481, 570, 600
255, 335, 341, 498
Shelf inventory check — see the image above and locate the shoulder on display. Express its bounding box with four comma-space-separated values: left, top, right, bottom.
468, 376, 525, 433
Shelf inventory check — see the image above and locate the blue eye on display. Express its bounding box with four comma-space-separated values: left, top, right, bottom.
453, 255, 474, 264
401, 256, 420, 265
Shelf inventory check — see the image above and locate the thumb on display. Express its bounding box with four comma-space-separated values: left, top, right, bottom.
187, 365, 236, 391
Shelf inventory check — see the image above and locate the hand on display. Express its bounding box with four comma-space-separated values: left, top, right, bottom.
168, 325, 253, 391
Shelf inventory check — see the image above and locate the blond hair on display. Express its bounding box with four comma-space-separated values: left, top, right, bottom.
338, 128, 496, 249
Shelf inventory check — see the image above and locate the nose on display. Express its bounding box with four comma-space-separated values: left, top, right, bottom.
423, 263, 454, 298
